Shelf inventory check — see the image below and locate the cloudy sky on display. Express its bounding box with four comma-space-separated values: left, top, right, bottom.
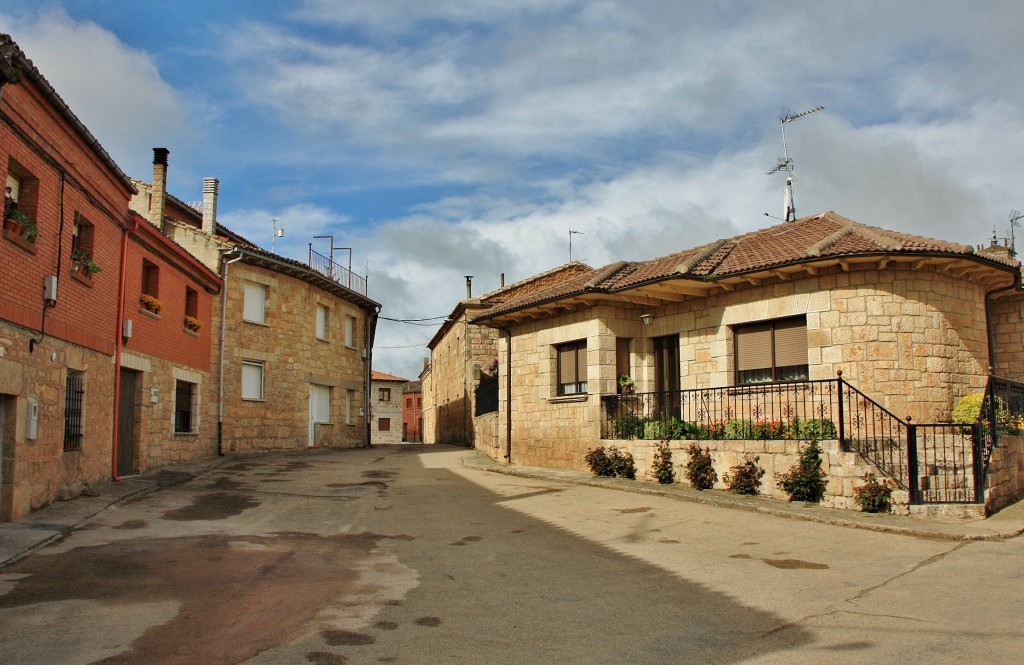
3, 1, 1023, 378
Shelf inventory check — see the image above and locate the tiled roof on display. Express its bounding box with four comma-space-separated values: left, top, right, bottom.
372, 371, 408, 382
473, 211, 1018, 322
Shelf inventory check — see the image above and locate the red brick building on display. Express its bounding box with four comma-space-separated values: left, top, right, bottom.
402, 381, 422, 442
0, 35, 137, 518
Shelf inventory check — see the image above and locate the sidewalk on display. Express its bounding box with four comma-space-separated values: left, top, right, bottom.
0, 457, 228, 568
461, 450, 1024, 542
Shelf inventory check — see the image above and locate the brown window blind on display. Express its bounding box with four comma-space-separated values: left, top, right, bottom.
736, 323, 772, 371
616, 338, 631, 379
773, 318, 808, 368
735, 316, 808, 383
557, 340, 587, 395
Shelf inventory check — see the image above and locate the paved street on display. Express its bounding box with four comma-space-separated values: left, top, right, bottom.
1, 444, 1022, 664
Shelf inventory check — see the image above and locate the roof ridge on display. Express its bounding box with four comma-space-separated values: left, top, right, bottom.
675, 239, 729, 275
480, 261, 591, 301
584, 261, 630, 289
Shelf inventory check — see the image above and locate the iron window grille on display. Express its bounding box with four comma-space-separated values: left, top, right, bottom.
64, 370, 84, 451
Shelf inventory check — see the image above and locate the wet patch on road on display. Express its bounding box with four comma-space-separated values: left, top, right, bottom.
0, 531, 413, 664
362, 470, 398, 480
306, 651, 348, 664
730, 553, 753, 559
415, 617, 441, 627
113, 520, 147, 530
449, 536, 481, 546
658, 539, 681, 544
161, 492, 260, 521
763, 558, 829, 570
149, 471, 196, 488
614, 507, 652, 514
206, 476, 250, 492
374, 621, 399, 630
322, 629, 375, 645
327, 481, 389, 498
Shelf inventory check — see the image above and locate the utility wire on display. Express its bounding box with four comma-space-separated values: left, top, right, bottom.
375, 342, 431, 349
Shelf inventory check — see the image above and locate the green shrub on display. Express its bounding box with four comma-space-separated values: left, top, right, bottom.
724, 419, 755, 440
776, 441, 828, 502
853, 472, 894, 513
613, 413, 645, 439
952, 393, 1012, 427
798, 418, 837, 439
651, 442, 675, 484
586, 445, 635, 479
685, 443, 717, 490
643, 420, 670, 440
723, 455, 765, 495
585, 446, 615, 477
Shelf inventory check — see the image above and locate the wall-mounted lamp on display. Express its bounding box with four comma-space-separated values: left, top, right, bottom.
640, 313, 654, 326
122, 319, 133, 345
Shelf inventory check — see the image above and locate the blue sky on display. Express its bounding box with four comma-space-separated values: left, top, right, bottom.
3, 1, 1024, 379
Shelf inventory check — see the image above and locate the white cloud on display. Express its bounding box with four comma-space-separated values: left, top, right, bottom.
0, 9, 193, 181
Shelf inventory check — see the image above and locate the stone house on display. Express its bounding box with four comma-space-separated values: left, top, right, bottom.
370, 371, 407, 444
468, 213, 1024, 514
131, 152, 381, 453
0, 35, 137, 518
422, 263, 591, 447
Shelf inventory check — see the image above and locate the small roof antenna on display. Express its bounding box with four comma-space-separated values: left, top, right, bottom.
767, 106, 823, 222
569, 228, 585, 262
1009, 210, 1022, 257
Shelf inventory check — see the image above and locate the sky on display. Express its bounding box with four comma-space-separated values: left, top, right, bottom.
2, 1, 1023, 379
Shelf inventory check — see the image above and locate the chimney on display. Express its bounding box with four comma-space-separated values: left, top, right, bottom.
500, 272, 505, 288
151, 148, 169, 232
201, 178, 218, 234
465, 275, 473, 299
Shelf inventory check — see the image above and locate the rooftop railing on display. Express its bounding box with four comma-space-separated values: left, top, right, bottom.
308, 247, 367, 296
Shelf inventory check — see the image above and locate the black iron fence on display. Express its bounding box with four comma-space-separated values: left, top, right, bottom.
308, 248, 368, 296
601, 372, 1024, 505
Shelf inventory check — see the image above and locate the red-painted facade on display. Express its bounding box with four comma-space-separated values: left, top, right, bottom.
402, 385, 422, 442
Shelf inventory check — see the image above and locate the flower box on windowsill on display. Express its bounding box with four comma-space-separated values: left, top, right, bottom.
3, 215, 38, 254
183, 328, 200, 338
70, 264, 94, 286
139, 307, 160, 320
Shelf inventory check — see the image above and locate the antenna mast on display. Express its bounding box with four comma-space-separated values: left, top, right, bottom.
1009, 210, 1022, 257
767, 106, 823, 222
569, 228, 585, 262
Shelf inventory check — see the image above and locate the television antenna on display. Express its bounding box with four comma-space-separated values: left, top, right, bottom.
271, 217, 285, 252
1009, 210, 1022, 257
569, 228, 585, 262
767, 106, 823, 222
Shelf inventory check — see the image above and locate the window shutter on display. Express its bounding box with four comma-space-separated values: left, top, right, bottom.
616, 338, 630, 379
576, 344, 587, 382
736, 323, 772, 371
559, 344, 578, 384
773, 318, 808, 368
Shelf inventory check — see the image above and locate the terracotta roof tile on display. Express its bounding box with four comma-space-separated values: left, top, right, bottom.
371, 371, 408, 382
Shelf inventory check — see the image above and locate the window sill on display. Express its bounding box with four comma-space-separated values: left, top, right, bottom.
70, 267, 94, 287
241, 397, 266, 402
139, 308, 160, 320
173, 431, 198, 436
3, 224, 38, 254
243, 319, 270, 327
184, 328, 200, 338
548, 394, 589, 404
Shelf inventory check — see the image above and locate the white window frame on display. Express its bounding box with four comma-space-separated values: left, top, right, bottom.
173, 380, 198, 434
242, 282, 267, 324
241, 360, 265, 400
344, 315, 355, 348
345, 389, 354, 424
315, 304, 329, 340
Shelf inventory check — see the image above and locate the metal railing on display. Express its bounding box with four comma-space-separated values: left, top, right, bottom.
308, 248, 368, 296
600, 372, 1016, 505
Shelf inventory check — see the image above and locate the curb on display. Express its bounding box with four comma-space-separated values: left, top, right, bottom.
461, 453, 1024, 542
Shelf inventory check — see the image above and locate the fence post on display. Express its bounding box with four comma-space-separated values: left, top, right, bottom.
836, 371, 846, 450
972, 422, 986, 505
906, 416, 919, 505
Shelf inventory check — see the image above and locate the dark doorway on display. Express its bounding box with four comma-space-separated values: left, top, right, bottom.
653, 335, 680, 421
117, 369, 140, 476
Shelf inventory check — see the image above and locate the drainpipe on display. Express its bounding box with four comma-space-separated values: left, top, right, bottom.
365, 305, 381, 447
495, 324, 513, 462
217, 250, 243, 456
111, 215, 138, 481
984, 271, 1023, 375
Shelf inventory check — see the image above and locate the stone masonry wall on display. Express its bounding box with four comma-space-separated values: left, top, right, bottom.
986, 434, 1024, 515
221, 262, 368, 453
371, 380, 404, 444
429, 310, 499, 445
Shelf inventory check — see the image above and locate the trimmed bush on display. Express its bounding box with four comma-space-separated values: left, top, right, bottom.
585, 445, 635, 479
651, 442, 675, 484
723, 455, 765, 495
777, 441, 828, 502
853, 472, 895, 513
684, 443, 717, 490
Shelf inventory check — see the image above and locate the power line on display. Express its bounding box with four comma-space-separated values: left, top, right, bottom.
379, 315, 449, 323
375, 342, 431, 349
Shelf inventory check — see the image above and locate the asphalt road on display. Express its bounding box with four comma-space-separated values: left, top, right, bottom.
0, 444, 1021, 664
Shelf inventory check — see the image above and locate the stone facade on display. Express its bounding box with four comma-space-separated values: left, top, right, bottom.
221, 261, 372, 453
985, 434, 1024, 514
371, 373, 406, 445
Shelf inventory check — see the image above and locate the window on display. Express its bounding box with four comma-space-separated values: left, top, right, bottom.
735, 316, 809, 385
72, 213, 96, 266
616, 338, 631, 392
417, 397, 421, 409
243, 282, 267, 323
379, 388, 391, 402
174, 380, 197, 433
315, 304, 329, 340
406, 397, 412, 408
185, 286, 198, 318
241, 361, 265, 399
557, 340, 588, 396
379, 417, 391, 432
344, 316, 355, 347
5, 160, 39, 221
64, 370, 84, 452
311, 384, 331, 423
345, 389, 354, 424
142, 259, 160, 298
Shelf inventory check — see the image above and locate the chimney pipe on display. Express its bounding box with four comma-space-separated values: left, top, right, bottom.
202, 177, 219, 235
500, 272, 505, 288
151, 148, 169, 233
465, 275, 473, 299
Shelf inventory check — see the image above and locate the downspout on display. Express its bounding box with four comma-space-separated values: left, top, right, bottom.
365, 305, 380, 447
495, 324, 513, 462
111, 215, 137, 481
984, 270, 1023, 374
218, 250, 243, 456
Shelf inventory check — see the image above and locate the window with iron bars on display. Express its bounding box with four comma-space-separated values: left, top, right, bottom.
64, 370, 84, 451
174, 380, 196, 433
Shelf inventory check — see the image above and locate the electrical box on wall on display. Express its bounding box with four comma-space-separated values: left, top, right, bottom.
25, 397, 39, 440
43, 275, 58, 304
